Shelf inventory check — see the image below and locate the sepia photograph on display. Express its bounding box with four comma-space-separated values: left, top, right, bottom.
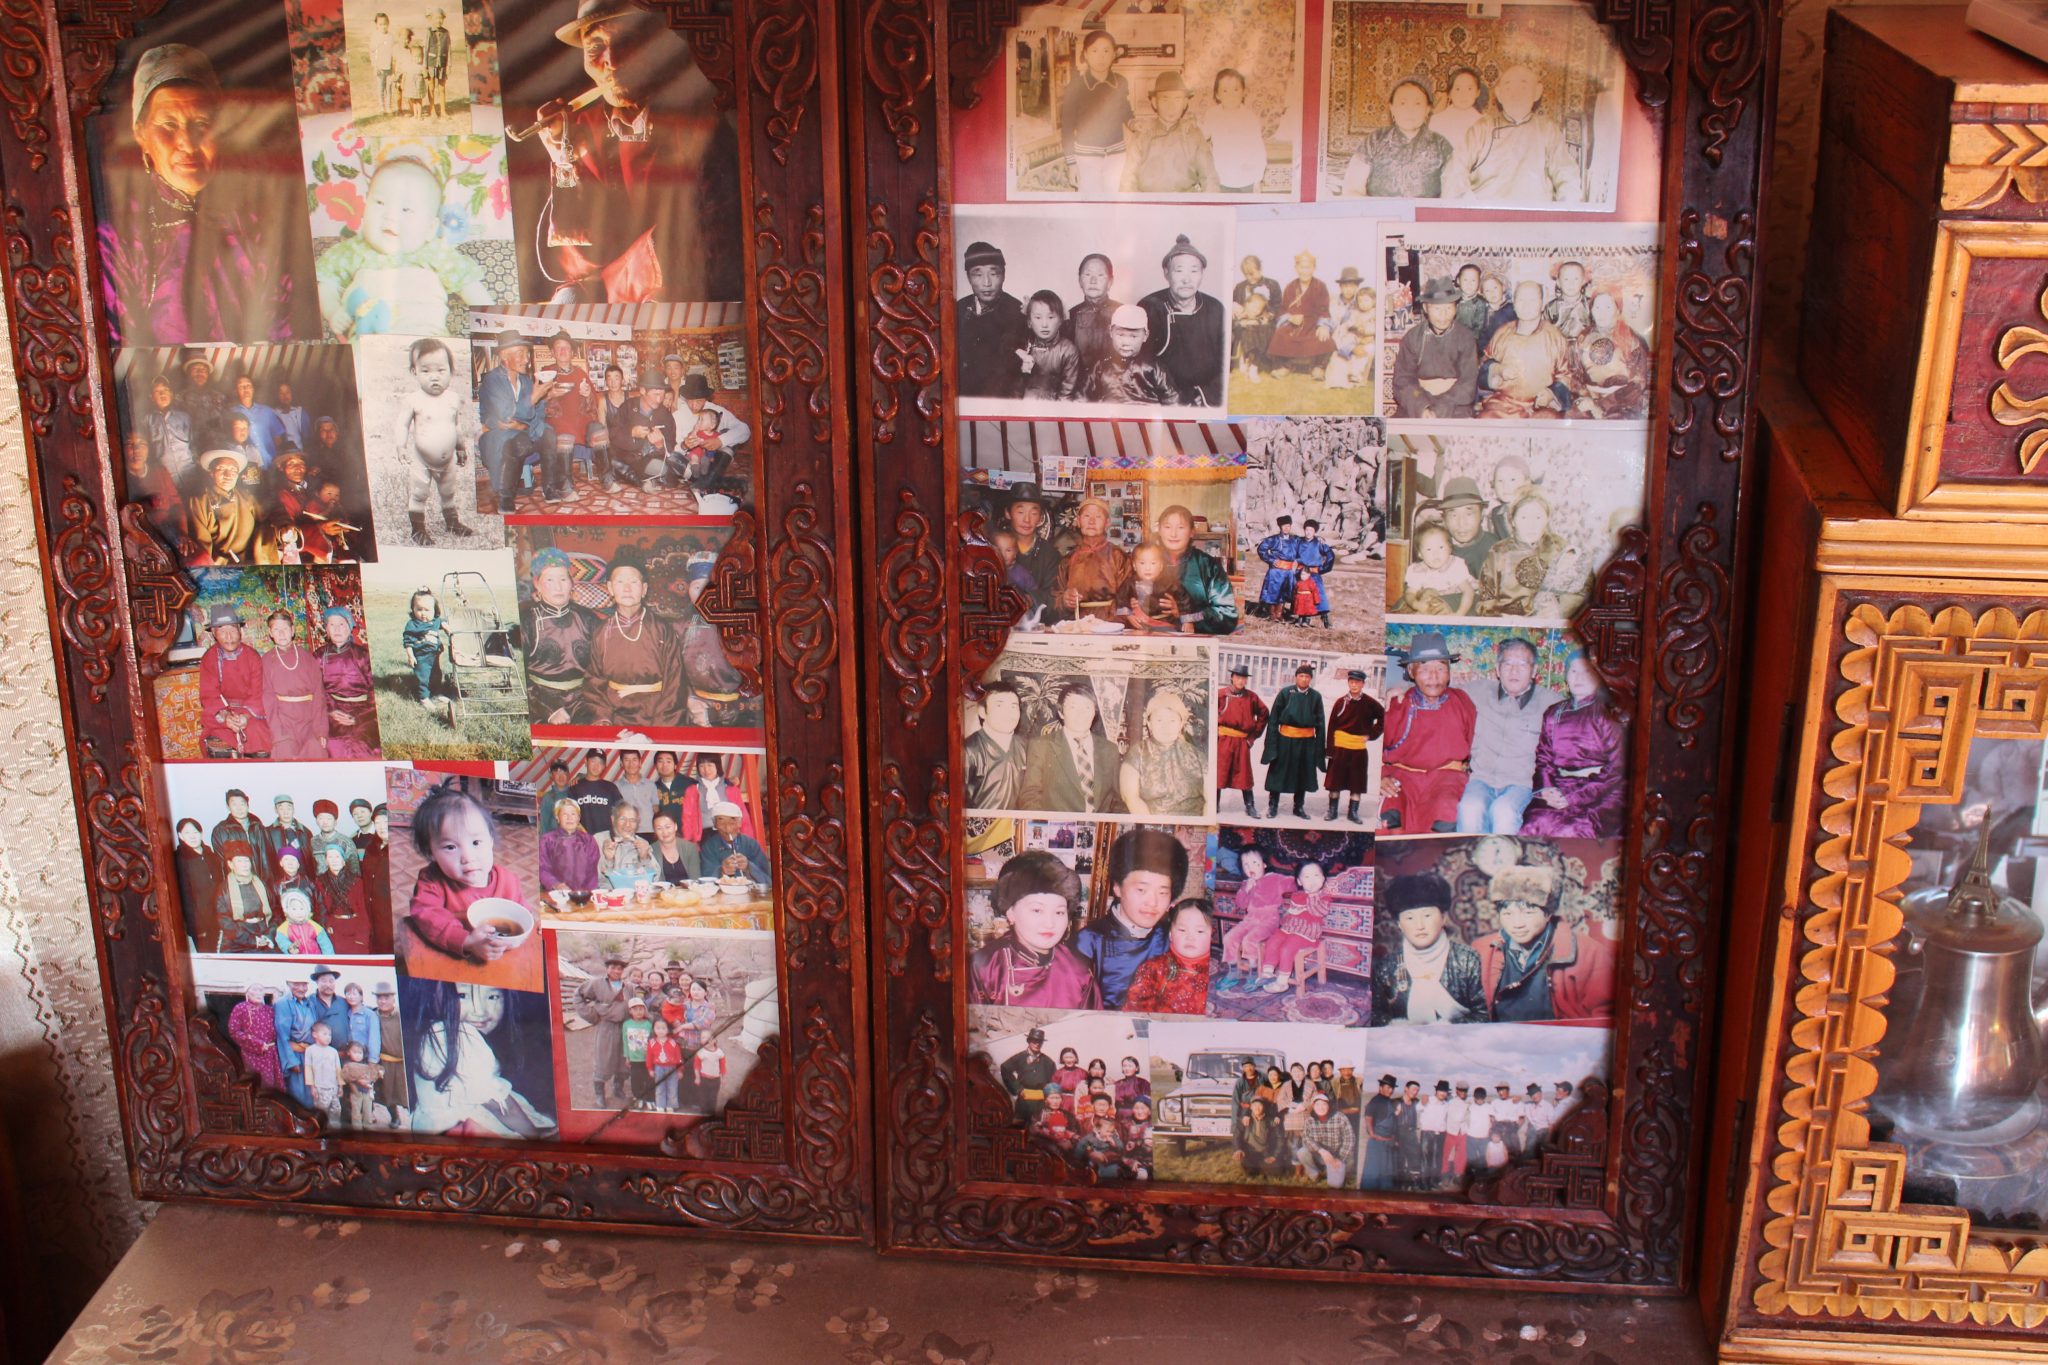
1379, 222, 1660, 424
397, 975, 559, 1139
953, 204, 1234, 416
968, 635, 1214, 823
1319, 0, 1625, 210
335, 0, 475, 134
1388, 428, 1645, 621
992, 0, 1306, 202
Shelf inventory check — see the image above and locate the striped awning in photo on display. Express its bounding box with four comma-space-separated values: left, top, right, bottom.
482, 302, 746, 331
959, 418, 1247, 481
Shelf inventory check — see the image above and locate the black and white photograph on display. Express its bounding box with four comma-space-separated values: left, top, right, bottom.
1388, 428, 1644, 621
961, 419, 1245, 636
1374, 833, 1622, 1026
1355, 1022, 1612, 1191
115, 344, 376, 569
988, 0, 1305, 202
972, 1009, 1153, 1181
1147, 1018, 1368, 1189
968, 635, 1214, 823
355, 334, 493, 551
1379, 223, 1660, 424
953, 204, 1234, 416
1212, 646, 1384, 831
1379, 622, 1623, 841
1318, 0, 1627, 210
1231, 418, 1388, 652
1228, 208, 1383, 416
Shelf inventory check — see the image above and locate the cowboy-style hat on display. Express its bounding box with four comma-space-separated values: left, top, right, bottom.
680, 373, 714, 401
1378, 1074, 1397, 1087
1149, 70, 1188, 101
1336, 266, 1364, 284
1397, 631, 1460, 669
1004, 481, 1048, 512
556, 0, 649, 46
1228, 663, 1250, 677
205, 601, 243, 628
493, 328, 533, 353
1417, 275, 1462, 305
1025, 1026, 1047, 1043
1428, 475, 1486, 510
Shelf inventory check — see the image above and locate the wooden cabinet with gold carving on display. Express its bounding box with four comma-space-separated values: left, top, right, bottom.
1709, 15, 2048, 1354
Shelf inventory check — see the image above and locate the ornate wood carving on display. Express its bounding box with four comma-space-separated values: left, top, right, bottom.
879, 489, 944, 723
956, 508, 1025, 684
852, 0, 1775, 1289
1755, 603, 2048, 1327
693, 506, 766, 695
0, 0, 870, 1245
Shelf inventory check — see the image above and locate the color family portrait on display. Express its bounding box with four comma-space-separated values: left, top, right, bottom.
1229, 208, 1382, 417
1148, 1018, 1368, 1189
193, 955, 408, 1129
1212, 647, 1385, 830
116, 344, 376, 569
1232, 417, 1388, 652
975, 1010, 1154, 1181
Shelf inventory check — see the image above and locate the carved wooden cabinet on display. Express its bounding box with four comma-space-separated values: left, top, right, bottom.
1708, 13, 2048, 1358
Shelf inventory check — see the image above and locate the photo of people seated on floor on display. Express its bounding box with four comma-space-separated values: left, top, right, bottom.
385, 767, 542, 992
1211, 648, 1383, 831
1147, 1018, 1368, 1188
972, 1010, 1153, 1182
397, 975, 559, 1139
965, 822, 1214, 1014
1379, 225, 1659, 423
951, 204, 1233, 415
1233, 417, 1388, 652
115, 344, 377, 567
154, 567, 381, 761
471, 306, 751, 516
1379, 622, 1623, 839
967, 636, 1213, 822
1387, 430, 1643, 622
194, 956, 408, 1129
1372, 834, 1620, 1026
1228, 215, 1380, 418
512, 522, 762, 744
1353, 1021, 1611, 1192
960, 419, 1245, 637
554, 927, 776, 1131
518, 745, 771, 932
165, 760, 393, 957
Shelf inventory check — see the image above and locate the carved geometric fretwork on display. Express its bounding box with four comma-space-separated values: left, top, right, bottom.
1757, 603, 2048, 1327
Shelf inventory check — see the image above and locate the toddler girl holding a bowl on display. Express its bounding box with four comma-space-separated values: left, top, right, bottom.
405, 783, 529, 967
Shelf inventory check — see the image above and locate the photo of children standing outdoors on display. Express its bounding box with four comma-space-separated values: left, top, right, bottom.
152, 566, 380, 762
356, 334, 495, 551
359, 546, 532, 760
397, 976, 558, 1138
334, 0, 475, 134
385, 768, 541, 990
552, 927, 777, 1142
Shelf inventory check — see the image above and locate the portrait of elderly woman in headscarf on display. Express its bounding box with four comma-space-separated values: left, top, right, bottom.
96, 43, 317, 345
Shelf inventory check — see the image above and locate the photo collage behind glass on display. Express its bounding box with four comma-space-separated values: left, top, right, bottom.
92, 0, 767, 1147
955, 0, 1649, 1192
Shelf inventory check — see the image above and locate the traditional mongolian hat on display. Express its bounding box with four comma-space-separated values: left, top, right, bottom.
1417, 275, 1462, 305
1396, 631, 1459, 669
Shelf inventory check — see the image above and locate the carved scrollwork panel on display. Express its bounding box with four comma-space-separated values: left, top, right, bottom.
693, 507, 766, 695
1755, 603, 2048, 1327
